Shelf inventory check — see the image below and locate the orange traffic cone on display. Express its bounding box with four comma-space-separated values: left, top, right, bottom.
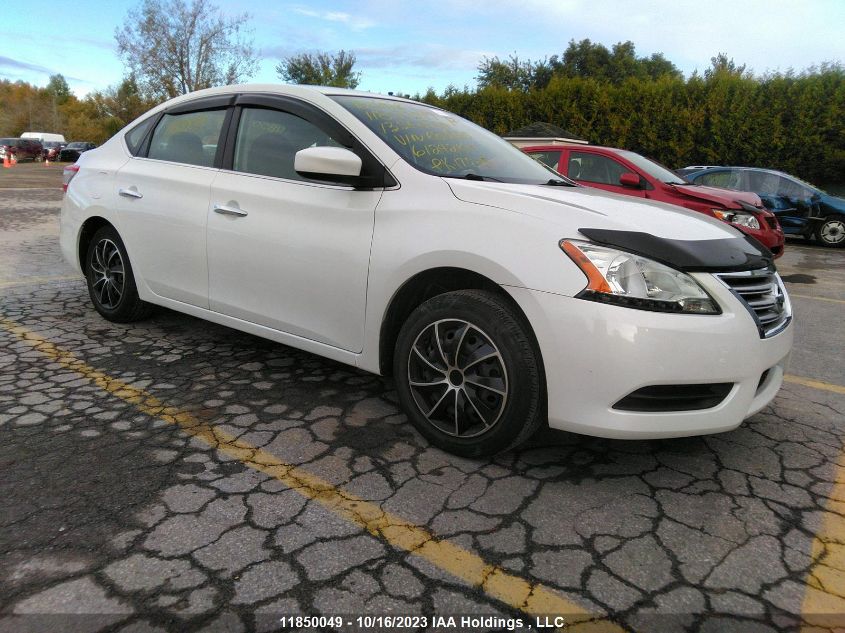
10, 153, 17, 167
44, 156, 50, 167
2, 154, 9, 169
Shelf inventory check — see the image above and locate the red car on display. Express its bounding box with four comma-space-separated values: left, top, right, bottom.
0, 137, 44, 163
524, 145, 785, 257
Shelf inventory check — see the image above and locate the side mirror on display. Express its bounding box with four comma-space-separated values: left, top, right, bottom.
295, 146, 362, 184
619, 172, 641, 188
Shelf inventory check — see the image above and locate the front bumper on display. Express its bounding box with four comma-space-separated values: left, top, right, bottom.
507, 274, 793, 439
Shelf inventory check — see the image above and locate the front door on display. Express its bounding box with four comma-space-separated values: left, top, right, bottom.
207, 105, 381, 353
563, 149, 647, 198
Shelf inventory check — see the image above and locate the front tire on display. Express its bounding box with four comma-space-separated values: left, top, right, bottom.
85, 226, 153, 322
816, 215, 845, 248
393, 290, 545, 457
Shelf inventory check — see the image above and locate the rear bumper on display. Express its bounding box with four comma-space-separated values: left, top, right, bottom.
507, 276, 793, 439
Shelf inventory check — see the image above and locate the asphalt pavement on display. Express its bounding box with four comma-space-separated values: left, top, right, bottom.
1, 166, 843, 633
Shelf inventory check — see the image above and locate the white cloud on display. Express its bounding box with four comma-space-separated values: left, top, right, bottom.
292, 6, 376, 30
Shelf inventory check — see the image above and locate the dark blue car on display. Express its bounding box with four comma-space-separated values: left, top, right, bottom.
684, 166, 845, 248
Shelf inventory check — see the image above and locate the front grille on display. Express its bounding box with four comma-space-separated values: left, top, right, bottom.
613, 383, 733, 412
716, 267, 791, 338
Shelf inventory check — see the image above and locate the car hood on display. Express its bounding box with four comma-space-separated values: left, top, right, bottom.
446, 180, 739, 241
446, 180, 773, 271
671, 183, 763, 208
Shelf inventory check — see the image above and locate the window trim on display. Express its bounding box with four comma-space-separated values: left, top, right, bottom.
222, 94, 396, 189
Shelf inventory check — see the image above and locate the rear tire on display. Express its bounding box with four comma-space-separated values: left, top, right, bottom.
816, 215, 845, 248
85, 226, 153, 322
393, 290, 545, 457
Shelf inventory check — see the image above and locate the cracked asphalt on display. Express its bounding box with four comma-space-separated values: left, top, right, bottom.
1, 174, 844, 633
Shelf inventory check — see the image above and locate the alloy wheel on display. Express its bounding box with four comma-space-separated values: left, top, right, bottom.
90, 238, 125, 309
407, 319, 508, 438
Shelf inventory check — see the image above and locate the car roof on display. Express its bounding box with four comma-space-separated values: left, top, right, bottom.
689, 166, 789, 177
522, 144, 628, 153
161, 83, 417, 107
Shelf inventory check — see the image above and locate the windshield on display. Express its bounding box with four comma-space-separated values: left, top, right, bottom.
617, 150, 687, 185
67, 143, 85, 149
0, 138, 17, 145
332, 96, 571, 185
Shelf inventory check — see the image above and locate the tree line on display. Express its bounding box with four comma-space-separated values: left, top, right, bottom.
420, 48, 844, 185
0, 0, 841, 185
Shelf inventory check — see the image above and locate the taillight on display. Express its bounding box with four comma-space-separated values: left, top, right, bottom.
62, 164, 80, 193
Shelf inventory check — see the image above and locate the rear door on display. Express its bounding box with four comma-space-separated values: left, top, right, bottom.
206, 96, 384, 353
114, 97, 232, 308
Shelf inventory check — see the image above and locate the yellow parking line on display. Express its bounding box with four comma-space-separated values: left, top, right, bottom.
0, 316, 622, 632
785, 375, 845, 396
787, 372, 845, 628
789, 294, 845, 305
0, 275, 81, 289
801, 487, 845, 632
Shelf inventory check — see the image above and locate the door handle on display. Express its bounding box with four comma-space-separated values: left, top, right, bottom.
213, 204, 248, 217
118, 187, 143, 199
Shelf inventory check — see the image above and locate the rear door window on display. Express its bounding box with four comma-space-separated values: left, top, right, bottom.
148, 109, 227, 167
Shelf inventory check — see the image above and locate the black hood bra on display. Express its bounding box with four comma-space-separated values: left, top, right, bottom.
578, 228, 774, 273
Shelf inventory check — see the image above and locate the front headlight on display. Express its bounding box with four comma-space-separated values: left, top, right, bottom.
712, 209, 760, 230
560, 240, 720, 314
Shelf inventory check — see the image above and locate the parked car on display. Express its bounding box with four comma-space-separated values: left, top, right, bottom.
684, 166, 845, 248
0, 137, 44, 162
21, 131, 66, 144
42, 141, 64, 161
675, 165, 718, 178
60, 85, 793, 456
524, 145, 785, 257
58, 141, 96, 162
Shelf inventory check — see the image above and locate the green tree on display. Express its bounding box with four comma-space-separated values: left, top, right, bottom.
46, 74, 71, 105
115, 0, 258, 99
276, 50, 360, 89
559, 39, 681, 83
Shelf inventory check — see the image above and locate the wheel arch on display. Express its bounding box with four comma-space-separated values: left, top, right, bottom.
377, 267, 545, 386
77, 216, 115, 270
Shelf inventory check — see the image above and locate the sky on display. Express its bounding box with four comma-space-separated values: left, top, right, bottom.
1, 0, 844, 97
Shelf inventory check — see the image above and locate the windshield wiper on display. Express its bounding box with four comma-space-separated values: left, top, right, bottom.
543, 178, 572, 186
442, 173, 504, 183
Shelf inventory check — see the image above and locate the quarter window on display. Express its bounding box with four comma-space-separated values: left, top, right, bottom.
147, 109, 226, 167
125, 117, 156, 156
233, 107, 342, 181
568, 151, 628, 185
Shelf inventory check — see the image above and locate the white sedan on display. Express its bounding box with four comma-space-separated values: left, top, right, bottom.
60, 84, 793, 456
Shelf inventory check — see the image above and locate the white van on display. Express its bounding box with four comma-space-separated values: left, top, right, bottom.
21, 132, 66, 143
